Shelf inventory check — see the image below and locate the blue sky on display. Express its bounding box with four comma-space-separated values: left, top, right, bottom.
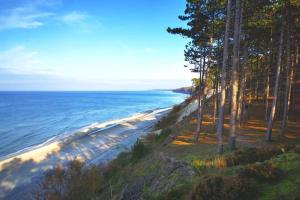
0, 0, 195, 91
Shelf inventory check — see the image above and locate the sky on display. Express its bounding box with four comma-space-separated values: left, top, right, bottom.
0, 0, 195, 91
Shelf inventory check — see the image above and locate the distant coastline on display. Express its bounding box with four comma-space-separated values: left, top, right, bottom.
172, 86, 192, 94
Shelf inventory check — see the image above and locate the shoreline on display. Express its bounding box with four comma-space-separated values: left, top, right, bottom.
0, 107, 170, 162
0, 106, 172, 199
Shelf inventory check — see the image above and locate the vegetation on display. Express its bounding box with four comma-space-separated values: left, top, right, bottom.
32, 0, 300, 199
167, 0, 300, 151
188, 175, 256, 200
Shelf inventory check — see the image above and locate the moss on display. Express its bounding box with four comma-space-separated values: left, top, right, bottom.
259, 179, 300, 200
271, 152, 300, 172
258, 153, 300, 200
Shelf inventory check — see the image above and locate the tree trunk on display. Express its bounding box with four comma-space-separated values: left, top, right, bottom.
288, 52, 295, 111
237, 43, 248, 126
229, 0, 242, 151
291, 45, 298, 112
213, 78, 218, 124
266, 21, 284, 142
265, 55, 271, 120
217, 0, 232, 154
195, 51, 207, 143
195, 60, 203, 143
281, 3, 291, 136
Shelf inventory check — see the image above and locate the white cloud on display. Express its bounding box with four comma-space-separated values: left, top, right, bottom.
61, 11, 89, 25
0, 46, 53, 75
59, 11, 102, 32
0, 1, 57, 31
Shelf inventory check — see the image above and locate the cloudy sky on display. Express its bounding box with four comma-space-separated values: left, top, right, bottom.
0, 0, 195, 91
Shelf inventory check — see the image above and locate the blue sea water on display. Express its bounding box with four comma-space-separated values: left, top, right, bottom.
0, 91, 187, 158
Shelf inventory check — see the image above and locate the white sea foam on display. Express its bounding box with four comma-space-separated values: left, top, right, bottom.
0, 107, 171, 162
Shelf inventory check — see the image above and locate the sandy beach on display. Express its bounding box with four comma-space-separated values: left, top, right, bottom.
0, 108, 170, 200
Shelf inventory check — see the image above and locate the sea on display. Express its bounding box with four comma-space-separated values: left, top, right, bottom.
0, 91, 187, 159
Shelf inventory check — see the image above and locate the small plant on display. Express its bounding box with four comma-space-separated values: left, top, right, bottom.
155, 128, 172, 142
225, 146, 289, 166
33, 160, 104, 200
104, 151, 131, 178
188, 175, 256, 200
131, 139, 148, 162
239, 163, 283, 182
192, 156, 227, 174
161, 185, 188, 200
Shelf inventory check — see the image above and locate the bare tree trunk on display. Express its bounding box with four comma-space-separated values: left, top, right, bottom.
213, 78, 218, 124
255, 56, 259, 100
195, 61, 203, 143
265, 57, 271, 120
238, 43, 248, 126
291, 45, 298, 112
237, 4, 245, 126
229, 0, 242, 151
281, 5, 291, 136
288, 53, 295, 110
217, 0, 232, 154
195, 52, 207, 143
266, 21, 284, 142
265, 29, 273, 121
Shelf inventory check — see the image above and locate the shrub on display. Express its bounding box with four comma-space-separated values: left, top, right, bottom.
33, 160, 104, 200
131, 139, 148, 162
155, 128, 172, 143
160, 185, 188, 200
294, 145, 300, 154
172, 105, 182, 113
225, 147, 285, 166
192, 156, 227, 174
188, 175, 256, 200
155, 106, 179, 129
104, 151, 131, 179
239, 163, 283, 182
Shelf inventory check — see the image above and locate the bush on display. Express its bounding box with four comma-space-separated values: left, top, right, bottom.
131, 139, 148, 162
239, 163, 283, 182
104, 151, 131, 179
160, 185, 188, 200
172, 105, 182, 113
155, 128, 172, 143
188, 175, 256, 200
155, 106, 180, 129
33, 160, 104, 200
294, 145, 300, 154
225, 147, 285, 166
192, 156, 227, 174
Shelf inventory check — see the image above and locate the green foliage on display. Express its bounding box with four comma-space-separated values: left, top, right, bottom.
188, 175, 256, 200
155, 128, 172, 143
34, 160, 104, 200
225, 146, 289, 166
258, 153, 300, 200
160, 185, 188, 200
104, 151, 131, 179
239, 163, 283, 182
155, 106, 180, 130
270, 152, 300, 173
192, 156, 226, 174
131, 139, 148, 163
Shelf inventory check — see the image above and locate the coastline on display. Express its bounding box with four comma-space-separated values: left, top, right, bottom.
0, 107, 172, 199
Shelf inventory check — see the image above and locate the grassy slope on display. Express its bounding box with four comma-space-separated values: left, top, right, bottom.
101, 95, 300, 200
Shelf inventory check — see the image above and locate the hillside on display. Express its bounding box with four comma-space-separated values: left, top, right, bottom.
32, 82, 300, 199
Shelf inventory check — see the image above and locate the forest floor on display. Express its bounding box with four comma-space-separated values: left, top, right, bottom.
100, 86, 300, 199
23, 80, 300, 200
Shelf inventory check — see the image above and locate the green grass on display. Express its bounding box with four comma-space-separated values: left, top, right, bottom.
258, 152, 300, 200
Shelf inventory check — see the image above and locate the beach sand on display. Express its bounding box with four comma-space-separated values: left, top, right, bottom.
0, 108, 170, 200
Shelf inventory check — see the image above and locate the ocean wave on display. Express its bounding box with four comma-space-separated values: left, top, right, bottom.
0, 106, 171, 162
